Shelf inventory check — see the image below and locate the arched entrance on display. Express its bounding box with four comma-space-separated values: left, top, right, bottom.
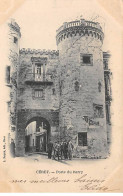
16, 109, 59, 157
25, 117, 51, 153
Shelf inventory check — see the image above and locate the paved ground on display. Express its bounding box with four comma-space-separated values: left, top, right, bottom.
17, 153, 119, 175
24, 153, 75, 165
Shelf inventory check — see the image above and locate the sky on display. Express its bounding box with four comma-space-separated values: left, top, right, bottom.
9, 0, 121, 51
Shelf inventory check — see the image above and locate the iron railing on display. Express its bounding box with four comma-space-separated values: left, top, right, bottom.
25, 73, 52, 82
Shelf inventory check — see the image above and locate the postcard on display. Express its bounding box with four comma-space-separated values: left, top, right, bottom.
0, 0, 123, 193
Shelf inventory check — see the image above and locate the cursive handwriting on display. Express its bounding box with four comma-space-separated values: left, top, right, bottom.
30, 177, 69, 183
79, 183, 109, 191
9, 170, 118, 192
74, 173, 104, 183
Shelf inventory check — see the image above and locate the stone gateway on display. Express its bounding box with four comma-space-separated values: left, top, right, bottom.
6, 18, 111, 158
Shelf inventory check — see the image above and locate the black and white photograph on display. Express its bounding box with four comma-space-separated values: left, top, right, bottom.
0, 0, 122, 193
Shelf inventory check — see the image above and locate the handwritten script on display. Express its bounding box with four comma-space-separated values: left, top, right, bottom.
9, 170, 116, 192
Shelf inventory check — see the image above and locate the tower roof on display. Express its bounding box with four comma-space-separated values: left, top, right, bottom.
8, 18, 21, 37
56, 19, 104, 45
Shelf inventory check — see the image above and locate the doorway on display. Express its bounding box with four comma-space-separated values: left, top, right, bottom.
25, 117, 50, 153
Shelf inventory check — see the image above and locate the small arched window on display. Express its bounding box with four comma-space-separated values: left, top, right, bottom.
14, 36, 18, 44
52, 88, 55, 95
75, 81, 79, 91
98, 81, 102, 92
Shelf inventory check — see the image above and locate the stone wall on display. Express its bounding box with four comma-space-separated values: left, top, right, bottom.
17, 50, 59, 110
15, 49, 60, 156
57, 24, 108, 158
7, 19, 21, 142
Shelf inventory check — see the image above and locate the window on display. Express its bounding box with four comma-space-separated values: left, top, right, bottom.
80, 54, 93, 66
93, 104, 104, 118
34, 89, 43, 98
14, 37, 18, 44
75, 81, 79, 91
98, 82, 102, 92
35, 63, 43, 81
36, 63, 42, 75
52, 88, 55, 95
6, 66, 10, 83
83, 56, 91, 64
78, 132, 87, 146
33, 89, 45, 99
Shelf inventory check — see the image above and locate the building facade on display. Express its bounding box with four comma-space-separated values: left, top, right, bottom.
6, 18, 112, 158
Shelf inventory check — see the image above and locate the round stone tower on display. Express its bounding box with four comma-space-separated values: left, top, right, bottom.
56, 19, 107, 158
7, 19, 21, 143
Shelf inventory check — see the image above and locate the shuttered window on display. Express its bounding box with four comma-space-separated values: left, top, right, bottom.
34, 90, 43, 98
80, 53, 93, 66
78, 132, 87, 146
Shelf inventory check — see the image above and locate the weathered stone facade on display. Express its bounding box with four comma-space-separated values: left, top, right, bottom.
6, 19, 21, 142
6, 19, 112, 158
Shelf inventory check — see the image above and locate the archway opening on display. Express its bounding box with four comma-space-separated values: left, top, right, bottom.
25, 117, 50, 154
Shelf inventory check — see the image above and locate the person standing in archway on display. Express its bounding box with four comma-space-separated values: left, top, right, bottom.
64, 141, 68, 159
47, 140, 53, 159
68, 140, 74, 160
